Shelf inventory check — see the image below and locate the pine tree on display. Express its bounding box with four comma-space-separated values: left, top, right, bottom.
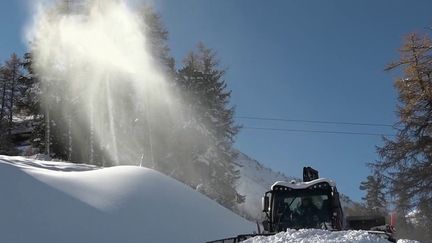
17, 52, 56, 156
141, 6, 175, 72
372, 33, 432, 209
17, 53, 46, 154
371, 32, 432, 240
0, 62, 16, 154
0, 65, 8, 130
392, 175, 411, 221
359, 172, 387, 215
17, 53, 41, 116
176, 43, 244, 208
0, 54, 23, 155
27, 48, 67, 160
120, 5, 179, 170
0, 54, 22, 133
415, 197, 432, 240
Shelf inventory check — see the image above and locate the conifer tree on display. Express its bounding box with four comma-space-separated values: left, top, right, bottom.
0, 65, 7, 130
359, 172, 387, 215
371, 32, 432, 240
372, 33, 432, 210
176, 43, 244, 208
141, 6, 175, 72
0, 54, 23, 154
0, 54, 22, 132
18, 53, 40, 116
0, 65, 15, 154
415, 197, 432, 240
18, 52, 47, 154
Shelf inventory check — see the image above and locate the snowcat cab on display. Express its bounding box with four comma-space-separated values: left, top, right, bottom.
261, 167, 344, 232
207, 167, 396, 243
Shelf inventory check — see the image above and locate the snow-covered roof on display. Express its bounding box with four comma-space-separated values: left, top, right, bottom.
271, 178, 336, 190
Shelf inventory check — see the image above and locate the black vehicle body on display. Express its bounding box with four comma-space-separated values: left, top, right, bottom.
261, 178, 344, 232
207, 167, 396, 243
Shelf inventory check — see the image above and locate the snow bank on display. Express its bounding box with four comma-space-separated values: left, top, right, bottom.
0, 155, 254, 243
243, 229, 418, 243
396, 240, 421, 243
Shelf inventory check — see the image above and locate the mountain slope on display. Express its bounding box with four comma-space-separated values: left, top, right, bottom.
0, 155, 254, 243
235, 152, 295, 220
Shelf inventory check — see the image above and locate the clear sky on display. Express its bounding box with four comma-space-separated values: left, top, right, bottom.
1, 0, 432, 202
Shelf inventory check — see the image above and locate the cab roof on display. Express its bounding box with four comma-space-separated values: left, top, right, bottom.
271, 178, 336, 190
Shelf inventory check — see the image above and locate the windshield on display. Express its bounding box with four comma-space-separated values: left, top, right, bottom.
272, 193, 331, 230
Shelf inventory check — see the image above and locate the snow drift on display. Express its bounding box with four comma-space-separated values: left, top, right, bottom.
0, 155, 254, 243
243, 229, 419, 243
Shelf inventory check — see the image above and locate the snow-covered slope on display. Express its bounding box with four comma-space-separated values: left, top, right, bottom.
235, 152, 295, 220
243, 229, 419, 243
0, 155, 254, 243
235, 152, 356, 221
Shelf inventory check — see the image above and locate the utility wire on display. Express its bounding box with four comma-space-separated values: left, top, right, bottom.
242, 126, 396, 137
236, 116, 394, 128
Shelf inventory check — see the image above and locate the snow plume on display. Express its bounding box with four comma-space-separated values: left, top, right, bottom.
28, 0, 183, 166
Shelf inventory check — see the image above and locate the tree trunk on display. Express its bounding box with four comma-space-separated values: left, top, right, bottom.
8, 66, 16, 135
0, 79, 7, 130
89, 103, 94, 164
67, 114, 72, 161
45, 107, 50, 156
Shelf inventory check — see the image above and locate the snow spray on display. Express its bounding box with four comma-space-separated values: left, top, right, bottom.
27, 0, 183, 166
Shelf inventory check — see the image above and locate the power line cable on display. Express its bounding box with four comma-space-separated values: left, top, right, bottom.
236, 116, 394, 128
242, 126, 396, 137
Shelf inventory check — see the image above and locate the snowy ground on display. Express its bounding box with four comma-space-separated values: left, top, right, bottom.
243, 229, 419, 243
0, 155, 419, 243
0, 155, 254, 243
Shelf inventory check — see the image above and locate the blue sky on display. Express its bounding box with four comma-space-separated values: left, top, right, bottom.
1, 0, 432, 202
